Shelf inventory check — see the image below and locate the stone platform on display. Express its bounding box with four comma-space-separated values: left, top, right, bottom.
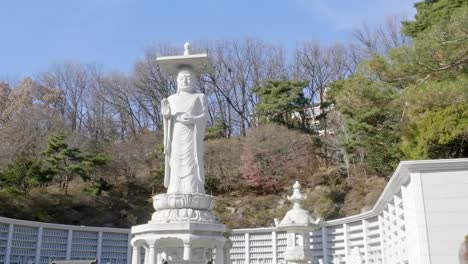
131, 193, 230, 264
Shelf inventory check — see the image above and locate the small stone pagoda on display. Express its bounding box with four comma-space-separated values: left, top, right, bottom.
130, 43, 230, 264
277, 181, 321, 264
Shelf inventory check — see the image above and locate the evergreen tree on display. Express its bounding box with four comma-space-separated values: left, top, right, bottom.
328, 75, 402, 174
205, 117, 228, 140
328, 1, 467, 175
402, 104, 468, 159
42, 132, 107, 195
254, 80, 309, 131
81, 152, 110, 195
402, 0, 467, 38
0, 157, 50, 193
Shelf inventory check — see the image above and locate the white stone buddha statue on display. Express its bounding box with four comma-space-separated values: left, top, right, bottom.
161, 64, 208, 194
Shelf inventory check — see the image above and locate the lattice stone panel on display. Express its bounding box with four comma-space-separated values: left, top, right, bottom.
100, 232, 129, 264
347, 221, 365, 262
71, 231, 98, 260
248, 232, 273, 263
230, 233, 246, 263
365, 216, 382, 264
276, 231, 286, 264
10, 225, 38, 264
310, 229, 324, 263
0, 224, 8, 264
381, 190, 408, 264
325, 225, 345, 263
39, 228, 68, 264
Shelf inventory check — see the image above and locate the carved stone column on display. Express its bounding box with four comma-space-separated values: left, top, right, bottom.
144, 246, 149, 264
183, 242, 192, 261
216, 243, 224, 264
148, 244, 156, 264
131, 246, 141, 264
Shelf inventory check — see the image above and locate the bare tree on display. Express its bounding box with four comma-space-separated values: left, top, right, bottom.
203, 38, 287, 136
40, 62, 96, 132
99, 73, 141, 140
132, 43, 178, 132
81, 68, 115, 142
352, 14, 410, 59
294, 42, 353, 166
0, 78, 65, 166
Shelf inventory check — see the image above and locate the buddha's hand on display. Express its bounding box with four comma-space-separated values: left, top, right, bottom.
161, 98, 170, 118
177, 113, 194, 124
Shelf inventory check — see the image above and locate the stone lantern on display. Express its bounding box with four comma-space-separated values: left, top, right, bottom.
277, 181, 321, 264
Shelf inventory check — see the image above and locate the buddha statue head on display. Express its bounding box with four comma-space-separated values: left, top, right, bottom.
176, 66, 196, 93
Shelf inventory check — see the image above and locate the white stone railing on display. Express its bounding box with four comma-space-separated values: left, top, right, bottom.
0, 216, 131, 264
0, 159, 467, 264
230, 159, 468, 264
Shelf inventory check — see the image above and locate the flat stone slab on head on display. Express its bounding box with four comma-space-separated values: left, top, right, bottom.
157, 42, 212, 75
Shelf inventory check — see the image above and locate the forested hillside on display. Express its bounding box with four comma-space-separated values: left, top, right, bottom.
0, 0, 466, 229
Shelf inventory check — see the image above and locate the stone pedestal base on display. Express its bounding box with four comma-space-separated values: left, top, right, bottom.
131, 193, 231, 264
151, 193, 217, 223
132, 222, 229, 264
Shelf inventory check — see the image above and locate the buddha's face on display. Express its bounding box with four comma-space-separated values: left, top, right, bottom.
177, 69, 195, 93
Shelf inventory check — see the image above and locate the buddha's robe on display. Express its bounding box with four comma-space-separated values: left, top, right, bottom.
163, 93, 208, 194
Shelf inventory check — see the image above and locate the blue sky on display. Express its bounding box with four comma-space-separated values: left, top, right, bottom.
0, 0, 417, 80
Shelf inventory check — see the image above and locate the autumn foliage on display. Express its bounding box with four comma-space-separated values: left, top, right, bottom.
240, 124, 316, 194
